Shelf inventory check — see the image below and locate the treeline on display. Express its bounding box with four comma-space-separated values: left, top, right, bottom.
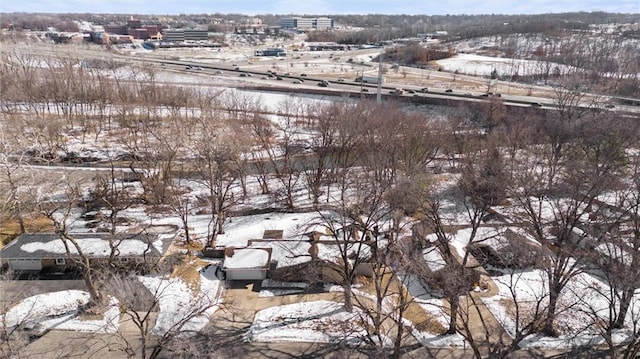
3, 11, 638, 35
383, 44, 453, 67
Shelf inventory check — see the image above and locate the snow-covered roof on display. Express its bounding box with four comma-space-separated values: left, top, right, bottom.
249, 240, 311, 269
423, 247, 446, 272
223, 247, 272, 270
0, 233, 162, 259
595, 242, 632, 266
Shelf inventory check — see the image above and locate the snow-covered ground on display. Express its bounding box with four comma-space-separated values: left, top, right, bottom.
6, 33, 639, 354
436, 53, 572, 78
139, 264, 223, 336
245, 300, 379, 345
483, 268, 640, 349
2, 290, 119, 335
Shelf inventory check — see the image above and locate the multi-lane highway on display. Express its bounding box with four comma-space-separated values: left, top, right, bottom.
147, 60, 640, 114
4, 43, 637, 114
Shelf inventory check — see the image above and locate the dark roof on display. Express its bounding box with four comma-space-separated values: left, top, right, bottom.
0, 233, 163, 259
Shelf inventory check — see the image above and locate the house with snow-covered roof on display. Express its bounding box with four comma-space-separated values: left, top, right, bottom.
0, 233, 168, 273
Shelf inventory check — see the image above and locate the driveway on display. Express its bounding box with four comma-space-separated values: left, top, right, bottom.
0, 279, 86, 306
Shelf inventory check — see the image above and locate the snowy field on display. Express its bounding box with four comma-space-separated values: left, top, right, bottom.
2, 265, 223, 338
139, 264, 223, 335
2, 290, 119, 335
483, 268, 640, 349
436, 53, 572, 78
245, 300, 374, 345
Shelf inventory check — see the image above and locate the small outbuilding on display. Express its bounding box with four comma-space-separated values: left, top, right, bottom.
222, 247, 272, 281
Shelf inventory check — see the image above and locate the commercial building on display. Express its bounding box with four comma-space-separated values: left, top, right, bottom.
102, 19, 163, 40
162, 29, 209, 42
254, 48, 286, 57
280, 17, 334, 30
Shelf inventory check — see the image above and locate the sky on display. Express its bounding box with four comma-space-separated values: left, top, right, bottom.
1, 0, 638, 15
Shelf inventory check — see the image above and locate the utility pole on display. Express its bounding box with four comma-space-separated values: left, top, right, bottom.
376, 53, 383, 104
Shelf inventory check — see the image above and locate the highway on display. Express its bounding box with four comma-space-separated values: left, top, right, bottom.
151, 60, 640, 115
3, 43, 637, 115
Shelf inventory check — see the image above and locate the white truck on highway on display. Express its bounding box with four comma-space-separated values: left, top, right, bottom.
355, 75, 383, 84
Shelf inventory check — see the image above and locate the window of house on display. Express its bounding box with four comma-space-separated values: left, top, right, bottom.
55, 258, 66, 265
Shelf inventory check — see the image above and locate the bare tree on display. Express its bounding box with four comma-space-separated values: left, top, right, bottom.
36, 181, 103, 304
510, 112, 631, 336
192, 109, 245, 248
105, 269, 223, 359
0, 271, 34, 358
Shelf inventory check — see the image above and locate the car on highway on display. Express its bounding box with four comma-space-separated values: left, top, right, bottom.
300, 73, 307, 77
419, 88, 429, 93
215, 70, 223, 74
445, 89, 453, 93
361, 88, 369, 92
531, 102, 543, 107
405, 89, 416, 94
185, 65, 192, 70
239, 72, 252, 77
337, 77, 345, 82
293, 80, 302, 84
276, 76, 283, 80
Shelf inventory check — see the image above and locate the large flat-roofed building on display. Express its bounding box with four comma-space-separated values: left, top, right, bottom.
184, 29, 208, 41
280, 17, 333, 30
163, 29, 184, 42
162, 29, 209, 42
314, 17, 333, 30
